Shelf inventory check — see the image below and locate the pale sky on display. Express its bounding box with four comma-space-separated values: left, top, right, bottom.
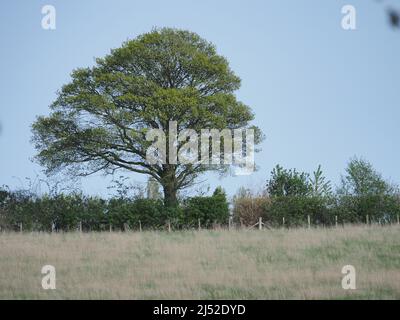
1, 0, 400, 198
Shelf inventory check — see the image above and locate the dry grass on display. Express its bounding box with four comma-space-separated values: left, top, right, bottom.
0, 225, 399, 299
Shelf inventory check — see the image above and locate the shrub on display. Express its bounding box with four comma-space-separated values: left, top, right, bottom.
266, 196, 333, 227
333, 194, 400, 224
81, 196, 108, 231
183, 188, 229, 228
233, 196, 270, 226
1, 190, 38, 230
107, 198, 166, 230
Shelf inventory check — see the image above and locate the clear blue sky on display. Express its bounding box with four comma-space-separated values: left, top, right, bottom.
1, 0, 399, 198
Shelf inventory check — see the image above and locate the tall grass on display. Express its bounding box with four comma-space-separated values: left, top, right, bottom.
0, 225, 399, 299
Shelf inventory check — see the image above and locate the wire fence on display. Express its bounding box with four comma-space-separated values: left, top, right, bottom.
1, 214, 399, 233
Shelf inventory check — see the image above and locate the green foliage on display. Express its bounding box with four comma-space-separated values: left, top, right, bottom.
333, 194, 400, 224
265, 196, 333, 227
183, 187, 229, 227
3, 158, 399, 231
108, 198, 166, 229
310, 165, 332, 197
0, 185, 229, 231
231, 161, 400, 227
266, 165, 312, 197
0, 191, 109, 231
335, 157, 399, 223
338, 157, 394, 196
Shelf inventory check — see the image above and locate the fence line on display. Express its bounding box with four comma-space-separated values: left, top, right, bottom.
2, 214, 399, 233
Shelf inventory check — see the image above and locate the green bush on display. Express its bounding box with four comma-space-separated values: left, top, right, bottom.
108, 198, 167, 230
231, 193, 400, 227
0, 189, 39, 230
183, 188, 229, 228
3, 184, 398, 231
265, 196, 333, 227
333, 194, 400, 224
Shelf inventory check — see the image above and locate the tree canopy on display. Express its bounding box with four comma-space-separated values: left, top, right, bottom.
338, 157, 395, 196
32, 28, 262, 207
266, 165, 312, 197
266, 164, 331, 198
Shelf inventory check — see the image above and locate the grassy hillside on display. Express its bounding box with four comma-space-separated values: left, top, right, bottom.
0, 225, 399, 299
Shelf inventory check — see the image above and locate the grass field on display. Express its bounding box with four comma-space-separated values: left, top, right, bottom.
0, 225, 399, 299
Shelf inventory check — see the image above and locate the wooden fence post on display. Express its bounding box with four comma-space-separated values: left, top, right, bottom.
168, 220, 171, 233
282, 217, 285, 227
79, 221, 82, 233
228, 217, 232, 230
139, 220, 142, 232
307, 215, 311, 229
109, 223, 112, 232
335, 215, 338, 228
397, 215, 399, 225
366, 215, 369, 225
198, 218, 201, 231
259, 217, 262, 230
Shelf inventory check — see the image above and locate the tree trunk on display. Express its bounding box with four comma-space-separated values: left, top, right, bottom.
163, 183, 178, 207
161, 164, 178, 208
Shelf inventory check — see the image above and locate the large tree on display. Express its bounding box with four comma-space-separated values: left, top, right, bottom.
32, 28, 262, 207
